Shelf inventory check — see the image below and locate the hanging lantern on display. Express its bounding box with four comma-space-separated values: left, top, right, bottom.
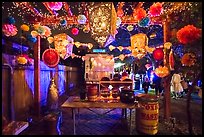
89, 2, 117, 47
77, 14, 87, 24
71, 28, 79, 35
46, 2, 63, 11
154, 66, 169, 78
130, 33, 148, 59
42, 48, 60, 68
54, 33, 74, 60
153, 48, 164, 61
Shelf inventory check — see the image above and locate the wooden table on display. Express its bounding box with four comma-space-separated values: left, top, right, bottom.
61, 96, 139, 135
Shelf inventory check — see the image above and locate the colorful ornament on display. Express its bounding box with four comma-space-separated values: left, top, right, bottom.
42, 48, 60, 68
2, 24, 18, 37
149, 2, 163, 17
7, 16, 15, 24
177, 25, 201, 45
77, 14, 87, 24
153, 48, 164, 61
27, 35, 37, 43
154, 66, 169, 78
20, 24, 30, 32
138, 17, 150, 27
47, 2, 63, 11
71, 28, 79, 35
133, 8, 147, 21
60, 19, 67, 26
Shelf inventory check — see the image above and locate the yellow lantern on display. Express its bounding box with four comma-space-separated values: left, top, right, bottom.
89, 2, 117, 47
154, 66, 170, 78
54, 33, 74, 60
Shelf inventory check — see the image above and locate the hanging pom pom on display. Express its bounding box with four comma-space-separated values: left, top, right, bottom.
7, 16, 16, 24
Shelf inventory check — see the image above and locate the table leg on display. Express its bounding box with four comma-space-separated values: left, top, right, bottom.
129, 109, 132, 135
73, 108, 76, 135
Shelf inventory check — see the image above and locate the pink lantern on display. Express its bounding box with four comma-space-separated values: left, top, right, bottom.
47, 2, 63, 11
71, 28, 79, 35
153, 48, 164, 61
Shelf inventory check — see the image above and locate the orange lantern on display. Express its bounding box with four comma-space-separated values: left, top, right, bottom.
154, 66, 169, 78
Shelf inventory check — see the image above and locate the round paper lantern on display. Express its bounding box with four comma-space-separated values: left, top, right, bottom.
71, 28, 79, 35
153, 48, 164, 61
77, 14, 87, 24
42, 49, 60, 68
47, 2, 63, 11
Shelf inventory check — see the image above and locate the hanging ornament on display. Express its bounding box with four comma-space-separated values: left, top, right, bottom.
46, 2, 63, 11
20, 24, 30, 31
148, 2, 163, 17
2, 24, 18, 37
154, 66, 169, 78
138, 17, 150, 27
177, 25, 201, 45
71, 28, 79, 35
77, 14, 87, 24
7, 16, 15, 24
47, 78, 59, 110
133, 8, 147, 21
42, 48, 60, 68
127, 25, 134, 31
153, 48, 164, 61
27, 34, 37, 43
60, 19, 67, 26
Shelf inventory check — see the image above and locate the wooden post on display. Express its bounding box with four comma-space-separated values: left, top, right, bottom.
34, 35, 41, 117
163, 17, 171, 120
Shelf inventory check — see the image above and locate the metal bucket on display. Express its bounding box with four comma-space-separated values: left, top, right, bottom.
136, 94, 159, 135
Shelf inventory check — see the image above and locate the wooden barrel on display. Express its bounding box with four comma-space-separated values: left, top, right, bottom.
136, 94, 159, 135
87, 85, 98, 101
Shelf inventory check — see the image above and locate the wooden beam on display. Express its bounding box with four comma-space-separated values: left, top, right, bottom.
34, 35, 41, 117
163, 17, 171, 120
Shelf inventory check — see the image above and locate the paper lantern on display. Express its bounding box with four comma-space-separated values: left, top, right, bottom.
77, 14, 87, 24
2, 24, 18, 37
20, 24, 30, 31
71, 28, 79, 35
154, 66, 169, 78
130, 33, 148, 59
89, 2, 117, 47
54, 33, 74, 60
153, 48, 164, 61
42, 48, 60, 68
47, 2, 63, 11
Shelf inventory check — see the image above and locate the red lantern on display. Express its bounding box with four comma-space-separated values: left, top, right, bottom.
153, 48, 164, 61
71, 28, 79, 35
42, 49, 60, 68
